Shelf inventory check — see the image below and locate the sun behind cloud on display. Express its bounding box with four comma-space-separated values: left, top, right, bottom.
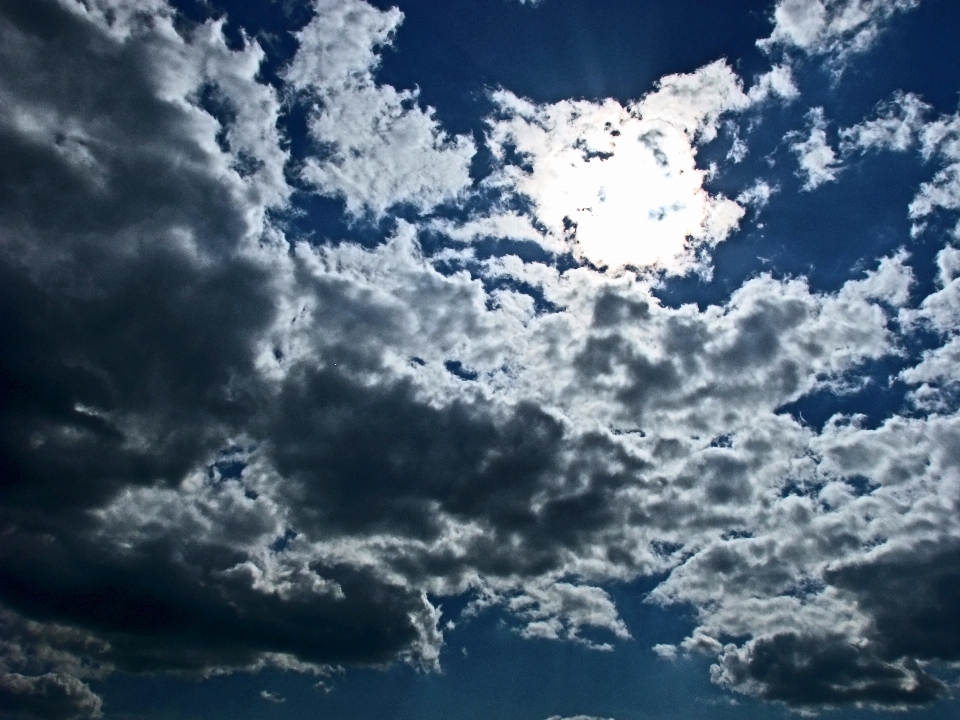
485, 61, 762, 274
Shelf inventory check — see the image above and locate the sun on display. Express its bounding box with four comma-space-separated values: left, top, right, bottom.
489, 94, 744, 274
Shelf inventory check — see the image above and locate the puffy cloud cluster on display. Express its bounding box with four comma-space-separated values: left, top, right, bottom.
284, 0, 475, 217
789, 107, 841, 189
480, 61, 798, 274
0, 610, 108, 720
759, 0, 919, 61
835, 91, 960, 237
2, 0, 960, 717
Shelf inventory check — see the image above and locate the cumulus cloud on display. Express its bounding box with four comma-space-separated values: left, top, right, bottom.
840, 91, 960, 236
789, 107, 841, 190
0, 673, 103, 720
759, 0, 920, 62
747, 64, 800, 104
284, 0, 475, 217
840, 91, 930, 153
0, 0, 439, 679
908, 116, 960, 235
736, 180, 777, 210
508, 583, 631, 650
0, 609, 109, 720
482, 61, 773, 274
4, 0, 960, 715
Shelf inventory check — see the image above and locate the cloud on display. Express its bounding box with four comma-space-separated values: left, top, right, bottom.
284, 0, 475, 218
759, 0, 920, 62
0, 0, 440, 679
899, 246, 960, 407
0, 609, 109, 720
0, 0, 285, 511
260, 690, 286, 703
4, 0, 960, 715
789, 107, 840, 190
840, 91, 930, 153
482, 61, 764, 274
747, 64, 800, 104
0, 673, 103, 720
508, 583, 631, 650
713, 633, 945, 708
839, 92, 960, 236
908, 114, 960, 235
736, 181, 777, 210
649, 395, 960, 707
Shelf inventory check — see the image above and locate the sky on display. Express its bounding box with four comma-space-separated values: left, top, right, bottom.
3, 0, 960, 719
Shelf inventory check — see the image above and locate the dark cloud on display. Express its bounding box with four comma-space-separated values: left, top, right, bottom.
0, 672, 102, 720
0, 608, 108, 720
575, 334, 681, 413
591, 292, 651, 328
267, 364, 653, 579
0, 253, 275, 514
0, 0, 432, 682
0, 0, 648, 674
0, 0, 253, 262
715, 633, 945, 708
270, 369, 562, 537
0, 524, 430, 672
828, 543, 960, 663
0, 0, 283, 514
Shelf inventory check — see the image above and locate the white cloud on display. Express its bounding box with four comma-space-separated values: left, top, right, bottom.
840, 91, 930, 153
284, 0, 475, 217
909, 114, 960, 234
790, 107, 840, 190
841, 93, 960, 236
748, 64, 801, 104
737, 181, 777, 210
903, 246, 960, 333
260, 690, 286, 703
508, 583, 631, 650
759, 0, 920, 62
483, 61, 759, 274
900, 335, 960, 403
426, 212, 556, 250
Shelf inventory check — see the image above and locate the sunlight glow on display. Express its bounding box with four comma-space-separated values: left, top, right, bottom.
490, 95, 745, 274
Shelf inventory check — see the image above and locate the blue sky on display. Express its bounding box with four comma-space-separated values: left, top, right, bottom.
3, 1, 960, 719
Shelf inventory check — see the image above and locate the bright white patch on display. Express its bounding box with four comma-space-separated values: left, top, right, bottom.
487, 61, 751, 274
747, 64, 800, 103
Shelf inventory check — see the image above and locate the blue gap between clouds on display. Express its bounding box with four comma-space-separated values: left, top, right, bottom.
658, 0, 960, 310
368, 0, 773, 136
